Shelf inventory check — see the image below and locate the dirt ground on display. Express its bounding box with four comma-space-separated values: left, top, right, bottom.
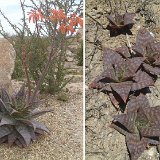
85, 0, 160, 160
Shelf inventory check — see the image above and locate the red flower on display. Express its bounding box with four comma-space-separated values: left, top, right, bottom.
28, 9, 44, 23
58, 23, 67, 34
66, 24, 75, 34
69, 14, 83, 27
49, 9, 67, 23
77, 17, 83, 27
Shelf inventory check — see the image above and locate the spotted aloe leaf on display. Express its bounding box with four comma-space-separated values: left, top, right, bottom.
126, 134, 149, 160
103, 47, 123, 69
127, 94, 150, 112
111, 94, 160, 160
132, 28, 160, 76
115, 45, 131, 58
110, 82, 132, 103
107, 12, 136, 36
131, 70, 155, 91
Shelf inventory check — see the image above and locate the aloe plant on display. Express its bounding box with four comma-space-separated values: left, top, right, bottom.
89, 48, 154, 110
133, 28, 160, 76
0, 85, 52, 148
107, 12, 136, 36
111, 94, 160, 160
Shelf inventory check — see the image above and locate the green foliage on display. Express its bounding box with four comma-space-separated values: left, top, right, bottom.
76, 41, 83, 66
12, 36, 50, 81
41, 49, 72, 94
11, 35, 70, 94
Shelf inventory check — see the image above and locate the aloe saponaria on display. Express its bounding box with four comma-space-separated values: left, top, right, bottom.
107, 12, 136, 36
0, 85, 52, 148
133, 28, 160, 76
111, 94, 160, 160
89, 48, 154, 109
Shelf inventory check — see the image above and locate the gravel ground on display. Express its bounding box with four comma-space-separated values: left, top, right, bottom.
85, 0, 160, 160
0, 80, 83, 160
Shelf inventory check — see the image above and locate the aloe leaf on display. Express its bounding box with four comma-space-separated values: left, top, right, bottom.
0, 116, 16, 126
111, 82, 132, 103
103, 48, 123, 68
94, 66, 116, 83
115, 45, 130, 58
0, 126, 11, 138
127, 57, 143, 74
124, 13, 136, 26
135, 28, 154, 48
8, 131, 17, 147
126, 134, 148, 160
33, 120, 49, 133
143, 106, 160, 124
0, 136, 7, 144
15, 139, 24, 148
143, 63, 160, 75
141, 125, 160, 137
113, 113, 137, 133
131, 70, 154, 91
28, 127, 36, 141
127, 94, 150, 113
31, 108, 53, 118
1, 89, 11, 103
15, 124, 31, 146
19, 119, 37, 131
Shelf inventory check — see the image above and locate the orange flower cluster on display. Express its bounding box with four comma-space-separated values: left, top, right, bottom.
28, 8, 83, 35
49, 9, 67, 22
28, 9, 44, 23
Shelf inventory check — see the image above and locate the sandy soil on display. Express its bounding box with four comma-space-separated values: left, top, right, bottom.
0, 81, 83, 160
85, 0, 160, 160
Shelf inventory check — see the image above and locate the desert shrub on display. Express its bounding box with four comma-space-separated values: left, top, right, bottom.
12, 36, 49, 80
76, 41, 83, 66
3, 0, 83, 94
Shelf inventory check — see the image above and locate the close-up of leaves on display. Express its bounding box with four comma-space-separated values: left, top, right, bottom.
111, 94, 160, 160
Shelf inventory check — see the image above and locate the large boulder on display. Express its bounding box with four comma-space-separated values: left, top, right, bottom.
0, 38, 15, 92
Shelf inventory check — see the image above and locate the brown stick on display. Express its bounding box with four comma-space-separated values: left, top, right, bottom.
21, 45, 31, 104
30, 44, 57, 105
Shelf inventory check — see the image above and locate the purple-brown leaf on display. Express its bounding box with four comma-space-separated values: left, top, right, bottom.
126, 134, 148, 160
111, 82, 132, 103
131, 70, 154, 91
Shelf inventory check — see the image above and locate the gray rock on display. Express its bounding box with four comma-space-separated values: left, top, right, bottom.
0, 38, 15, 92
